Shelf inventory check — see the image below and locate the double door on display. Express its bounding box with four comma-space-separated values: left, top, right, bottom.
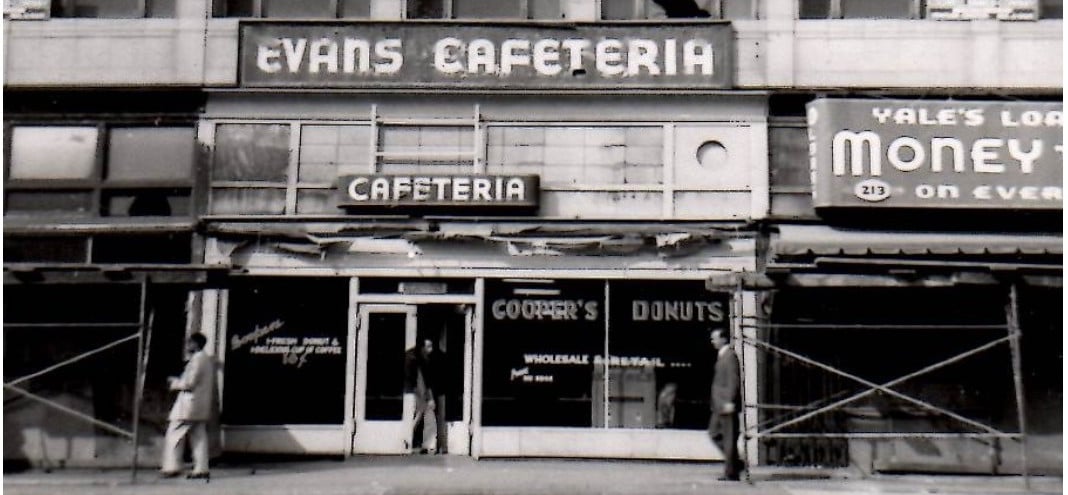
352, 303, 471, 455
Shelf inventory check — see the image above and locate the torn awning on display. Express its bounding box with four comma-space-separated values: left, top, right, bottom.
771, 225, 1063, 257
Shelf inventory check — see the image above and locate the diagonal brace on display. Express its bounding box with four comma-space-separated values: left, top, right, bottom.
3, 383, 134, 439
745, 335, 1014, 437
5, 333, 141, 388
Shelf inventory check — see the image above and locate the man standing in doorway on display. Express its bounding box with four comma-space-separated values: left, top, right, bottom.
404, 337, 447, 454
708, 328, 743, 481
161, 332, 215, 480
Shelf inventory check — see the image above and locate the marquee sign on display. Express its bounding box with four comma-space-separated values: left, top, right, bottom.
338, 174, 539, 209
240, 22, 733, 89
807, 98, 1063, 210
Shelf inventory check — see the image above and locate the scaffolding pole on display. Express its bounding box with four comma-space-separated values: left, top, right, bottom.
131, 278, 149, 484
1006, 283, 1030, 489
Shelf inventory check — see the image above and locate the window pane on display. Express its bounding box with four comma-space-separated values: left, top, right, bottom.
380, 126, 473, 166
210, 188, 287, 214
54, 0, 142, 17
651, 0, 712, 17
798, 0, 830, 18
340, 0, 372, 17
1042, 0, 1062, 18
262, 0, 334, 17
214, 0, 254, 16
105, 190, 190, 217
841, 0, 912, 18
4, 237, 87, 263
530, 0, 563, 18
147, 0, 177, 17
407, 0, 444, 17
296, 189, 338, 214
602, 0, 638, 19
93, 234, 192, 263
488, 126, 662, 185
5, 191, 94, 216
769, 126, 810, 188
482, 279, 605, 427
299, 125, 372, 183
722, 0, 753, 18
223, 279, 350, 425
214, 124, 290, 182
108, 127, 195, 181
9, 127, 99, 180
454, 0, 522, 17
605, 281, 723, 430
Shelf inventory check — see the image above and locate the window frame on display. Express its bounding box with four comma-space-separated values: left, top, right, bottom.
406, 0, 562, 19
213, 0, 372, 18
4, 120, 200, 220
49, 0, 179, 18
600, 0, 758, 20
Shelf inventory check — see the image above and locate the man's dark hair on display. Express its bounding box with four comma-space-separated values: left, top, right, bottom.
189, 332, 208, 349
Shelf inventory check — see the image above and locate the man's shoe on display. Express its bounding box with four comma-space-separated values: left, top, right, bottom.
159, 471, 181, 479
716, 476, 740, 481
186, 472, 210, 481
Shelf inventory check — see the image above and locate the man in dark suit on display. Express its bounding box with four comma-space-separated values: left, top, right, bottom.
708, 328, 743, 481
404, 337, 447, 454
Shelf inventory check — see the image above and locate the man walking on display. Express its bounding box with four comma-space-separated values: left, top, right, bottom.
161, 332, 214, 480
708, 328, 743, 481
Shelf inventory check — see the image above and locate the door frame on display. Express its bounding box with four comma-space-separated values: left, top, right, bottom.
352, 303, 417, 454
349, 283, 479, 456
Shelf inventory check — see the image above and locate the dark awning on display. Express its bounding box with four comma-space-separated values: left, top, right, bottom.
771, 225, 1062, 257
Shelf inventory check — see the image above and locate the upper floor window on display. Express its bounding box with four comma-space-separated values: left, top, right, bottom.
801, 0, 1061, 19
213, 0, 372, 18
407, 0, 563, 19
4, 124, 197, 219
49, 0, 179, 18
602, 0, 754, 19
209, 121, 482, 215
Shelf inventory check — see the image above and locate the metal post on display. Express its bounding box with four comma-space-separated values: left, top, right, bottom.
131, 279, 148, 483
1006, 283, 1029, 489
735, 279, 752, 484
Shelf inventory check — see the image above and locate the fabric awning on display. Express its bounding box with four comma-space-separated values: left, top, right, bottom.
771, 225, 1063, 257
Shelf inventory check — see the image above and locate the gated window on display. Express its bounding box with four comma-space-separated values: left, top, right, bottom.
602, 0, 755, 19
407, 0, 564, 18
212, 0, 372, 17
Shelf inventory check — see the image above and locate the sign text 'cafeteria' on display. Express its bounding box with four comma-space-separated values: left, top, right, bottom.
338, 174, 539, 209
240, 22, 733, 88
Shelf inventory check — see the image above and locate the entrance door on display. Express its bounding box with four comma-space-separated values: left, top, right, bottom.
353, 304, 416, 454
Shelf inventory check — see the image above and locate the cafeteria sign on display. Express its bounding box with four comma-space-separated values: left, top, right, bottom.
807, 99, 1063, 210
338, 174, 539, 209
240, 22, 732, 88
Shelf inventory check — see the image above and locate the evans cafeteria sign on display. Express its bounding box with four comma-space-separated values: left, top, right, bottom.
240, 22, 732, 88
807, 99, 1063, 210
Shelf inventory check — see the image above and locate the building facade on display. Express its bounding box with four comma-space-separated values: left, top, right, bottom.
3, 0, 1062, 473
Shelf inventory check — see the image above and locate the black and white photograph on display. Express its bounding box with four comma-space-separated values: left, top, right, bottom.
2, 0, 1062, 493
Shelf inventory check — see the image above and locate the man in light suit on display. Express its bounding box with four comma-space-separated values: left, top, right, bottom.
708, 328, 743, 481
161, 332, 214, 480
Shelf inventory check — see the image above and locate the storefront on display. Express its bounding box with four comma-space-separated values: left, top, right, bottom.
204, 20, 763, 460
744, 97, 1062, 474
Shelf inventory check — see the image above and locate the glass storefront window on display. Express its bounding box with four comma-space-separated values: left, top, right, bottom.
223, 278, 350, 425
482, 278, 726, 429
605, 281, 725, 429
482, 279, 606, 427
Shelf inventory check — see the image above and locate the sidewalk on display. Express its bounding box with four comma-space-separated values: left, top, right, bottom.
4, 456, 1062, 495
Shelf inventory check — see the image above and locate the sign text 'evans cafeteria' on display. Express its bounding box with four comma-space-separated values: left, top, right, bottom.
338, 174, 539, 208
240, 23, 733, 88
807, 99, 1063, 210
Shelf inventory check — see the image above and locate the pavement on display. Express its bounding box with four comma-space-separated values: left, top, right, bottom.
3, 456, 1062, 495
